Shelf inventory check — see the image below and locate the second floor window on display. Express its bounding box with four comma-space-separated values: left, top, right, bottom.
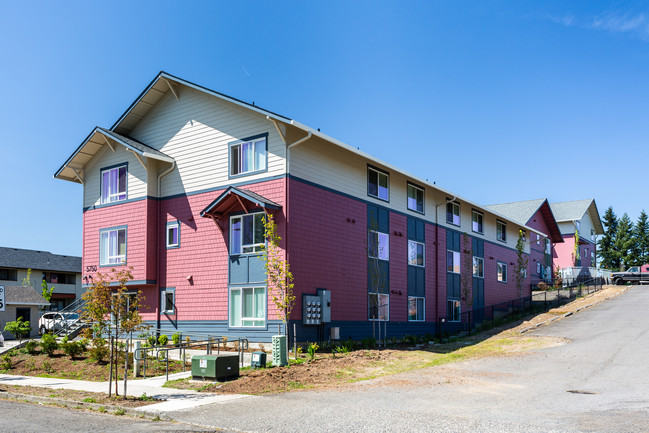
166, 221, 180, 249
497, 262, 507, 282
473, 257, 484, 278
100, 227, 126, 266
447, 250, 460, 273
447, 201, 460, 226
369, 230, 390, 261
368, 166, 389, 201
230, 136, 267, 177
101, 165, 127, 204
408, 240, 424, 267
472, 210, 483, 234
497, 220, 507, 242
230, 213, 265, 254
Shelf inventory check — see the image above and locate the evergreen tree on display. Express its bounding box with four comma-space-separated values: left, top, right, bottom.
614, 213, 634, 271
598, 206, 618, 270
635, 210, 649, 265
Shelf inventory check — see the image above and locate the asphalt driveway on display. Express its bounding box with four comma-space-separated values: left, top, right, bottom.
169, 286, 649, 432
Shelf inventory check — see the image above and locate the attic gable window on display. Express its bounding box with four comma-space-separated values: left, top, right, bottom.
100, 164, 127, 204
229, 135, 267, 177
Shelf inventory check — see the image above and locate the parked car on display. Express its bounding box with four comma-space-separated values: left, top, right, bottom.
611, 265, 649, 285
38, 312, 80, 335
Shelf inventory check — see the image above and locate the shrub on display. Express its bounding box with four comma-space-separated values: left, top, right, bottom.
537, 281, 549, 291
24, 340, 38, 355
42, 360, 52, 373
61, 340, 84, 359
78, 338, 89, 351
89, 337, 109, 363
0, 354, 12, 370
172, 333, 181, 346
158, 334, 168, 346
40, 333, 58, 356
4, 317, 31, 345
361, 337, 376, 349
307, 342, 319, 361
147, 334, 157, 347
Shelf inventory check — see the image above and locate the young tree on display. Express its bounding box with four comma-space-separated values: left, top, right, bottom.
261, 214, 295, 335
21, 269, 33, 288
598, 207, 619, 270
4, 317, 31, 345
514, 230, 529, 298
82, 268, 147, 397
614, 214, 635, 271
572, 228, 580, 267
41, 279, 54, 303
634, 210, 649, 265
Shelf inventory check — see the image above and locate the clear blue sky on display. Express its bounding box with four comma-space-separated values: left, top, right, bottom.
1, 1, 648, 257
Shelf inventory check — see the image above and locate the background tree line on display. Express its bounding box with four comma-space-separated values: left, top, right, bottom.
598, 207, 649, 271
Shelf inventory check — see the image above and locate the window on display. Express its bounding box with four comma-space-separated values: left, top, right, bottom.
100, 165, 127, 204
545, 238, 551, 254
230, 213, 265, 254
111, 291, 138, 322
472, 210, 483, 234
575, 221, 580, 231
473, 257, 484, 278
161, 288, 175, 313
407, 183, 424, 213
369, 292, 389, 320
229, 135, 267, 177
166, 221, 180, 249
369, 230, 390, 260
497, 262, 507, 282
100, 227, 126, 266
537, 262, 541, 274
536, 233, 540, 245
0, 268, 18, 281
229, 287, 266, 327
447, 300, 460, 322
521, 230, 526, 243
585, 248, 589, 259
447, 250, 460, 273
408, 240, 424, 267
408, 297, 425, 321
368, 166, 389, 201
497, 220, 507, 242
43, 272, 76, 285
591, 229, 595, 242
446, 201, 460, 226
591, 251, 595, 261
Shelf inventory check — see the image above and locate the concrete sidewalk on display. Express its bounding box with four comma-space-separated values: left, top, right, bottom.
0, 371, 250, 414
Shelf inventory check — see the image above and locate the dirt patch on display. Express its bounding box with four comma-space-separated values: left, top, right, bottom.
0, 383, 162, 407
1, 348, 187, 381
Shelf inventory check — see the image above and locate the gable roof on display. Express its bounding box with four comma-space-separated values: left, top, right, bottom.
0, 247, 81, 273
200, 186, 281, 218
485, 199, 563, 243
5, 286, 51, 306
550, 199, 604, 234
54, 126, 174, 183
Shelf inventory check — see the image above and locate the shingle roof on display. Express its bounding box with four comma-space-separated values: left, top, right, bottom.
200, 186, 282, 217
485, 199, 547, 226
96, 128, 173, 162
0, 247, 81, 273
550, 199, 604, 234
4, 286, 50, 305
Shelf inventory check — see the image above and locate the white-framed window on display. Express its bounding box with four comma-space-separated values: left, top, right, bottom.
537, 262, 541, 274
229, 135, 267, 177
100, 164, 127, 204
100, 227, 126, 266
536, 233, 540, 245
575, 220, 581, 231
407, 183, 424, 213
111, 291, 138, 322
161, 288, 175, 314
591, 251, 595, 261
166, 221, 180, 249
473, 256, 484, 278
521, 230, 526, 243
585, 248, 589, 259
369, 292, 389, 321
369, 230, 390, 260
472, 210, 483, 234
447, 299, 460, 322
408, 297, 425, 321
497, 262, 507, 282
408, 240, 425, 267
229, 287, 266, 327
368, 166, 389, 201
545, 238, 551, 254
497, 220, 507, 242
230, 213, 265, 255
591, 229, 595, 242
447, 250, 460, 274
446, 201, 460, 226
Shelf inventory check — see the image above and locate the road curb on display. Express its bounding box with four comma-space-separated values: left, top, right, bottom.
518, 286, 630, 334
0, 391, 172, 421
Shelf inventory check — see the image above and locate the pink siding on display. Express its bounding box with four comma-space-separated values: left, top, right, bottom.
525, 208, 552, 282
483, 241, 531, 306
288, 179, 368, 322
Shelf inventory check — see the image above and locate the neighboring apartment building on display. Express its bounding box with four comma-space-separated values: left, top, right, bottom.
485, 199, 564, 286
550, 199, 604, 270
0, 247, 82, 311
55, 72, 546, 342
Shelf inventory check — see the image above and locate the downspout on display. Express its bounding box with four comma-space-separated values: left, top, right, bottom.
156, 161, 176, 333
435, 196, 456, 325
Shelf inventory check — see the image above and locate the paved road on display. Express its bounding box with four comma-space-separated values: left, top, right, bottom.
0, 399, 214, 433
168, 286, 649, 432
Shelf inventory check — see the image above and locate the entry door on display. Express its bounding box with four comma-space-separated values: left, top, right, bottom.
16, 307, 30, 324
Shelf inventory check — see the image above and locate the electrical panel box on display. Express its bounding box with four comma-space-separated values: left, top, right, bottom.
192, 354, 239, 381
303, 289, 331, 325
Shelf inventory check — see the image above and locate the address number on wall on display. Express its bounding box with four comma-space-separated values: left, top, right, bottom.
85, 265, 97, 272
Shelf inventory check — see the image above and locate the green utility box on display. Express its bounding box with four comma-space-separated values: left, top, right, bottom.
272, 335, 288, 367
251, 351, 267, 368
191, 354, 239, 381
